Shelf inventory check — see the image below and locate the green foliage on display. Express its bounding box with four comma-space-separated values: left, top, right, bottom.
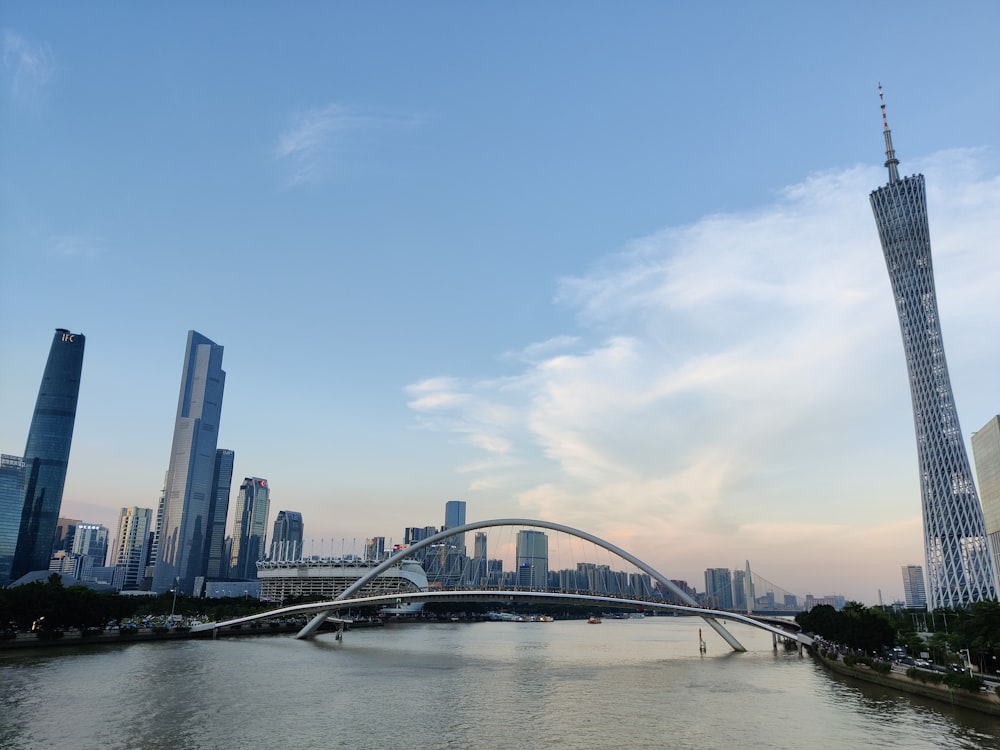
942, 671, 982, 693
795, 602, 895, 653
905, 667, 943, 684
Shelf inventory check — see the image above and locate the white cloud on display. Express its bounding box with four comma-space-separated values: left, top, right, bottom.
275, 103, 418, 186
2, 29, 56, 99
405, 150, 1000, 601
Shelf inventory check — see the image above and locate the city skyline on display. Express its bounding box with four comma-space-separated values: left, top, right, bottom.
3, 5, 1000, 604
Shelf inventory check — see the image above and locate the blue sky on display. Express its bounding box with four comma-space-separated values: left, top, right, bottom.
2, 2, 999, 604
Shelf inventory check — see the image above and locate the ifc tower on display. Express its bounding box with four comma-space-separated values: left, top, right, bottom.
869, 86, 997, 609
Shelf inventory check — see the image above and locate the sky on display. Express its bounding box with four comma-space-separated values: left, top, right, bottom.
2, 2, 999, 606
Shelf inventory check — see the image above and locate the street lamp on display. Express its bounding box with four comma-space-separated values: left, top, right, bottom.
170, 577, 179, 620
959, 648, 972, 677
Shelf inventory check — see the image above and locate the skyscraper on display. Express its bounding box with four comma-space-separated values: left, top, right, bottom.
204, 448, 235, 579
110, 506, 153, 591
515, 529, 548, 589
870, 89, 997, 608
271, 510, 304, 562
151, 331, 226, 594
11, 328, 85, 581
229, 477, 270, 579
71, 523, 109, 566
0, 455, 26, 584
444, 500, 467, 556
971, 416, 1000, 585
901, 564, 928, 609
704, 568, 734, 610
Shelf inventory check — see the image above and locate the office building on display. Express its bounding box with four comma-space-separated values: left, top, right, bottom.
204, 448, 235, 578
0, 455, 26, 584
229, 477, 270, 579
471, 531, 488, 586
444, 500, 466, 529
109, 506, 153, 591
151, 331, 226, 594
515, 529, 548, 589
271, 510, 304, 562
901, 564, 928, 609
53, 516, 82, 554
972, 416, 1000, 586
71, 523, 109, 567
444, 500, 467, 554
704, 568, 734, 609
869, 90, 997, 608
365, 536, 386, 561
11, 329, 86, 581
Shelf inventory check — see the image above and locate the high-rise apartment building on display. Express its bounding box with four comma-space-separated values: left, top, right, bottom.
869, 90, 997, 608
151, 331, 226, 594
11, 329, 85, 581
0, 455, 26, 584
901, 564, 928, 609
110, 506, 153, 590
271, 510, 304, 562
515, 529, 548, 589
229, 477, 270, 579
204, 448, 235, 579
971, 415, 1000, 585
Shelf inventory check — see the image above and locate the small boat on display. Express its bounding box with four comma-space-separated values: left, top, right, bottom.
587, 616, 601, 624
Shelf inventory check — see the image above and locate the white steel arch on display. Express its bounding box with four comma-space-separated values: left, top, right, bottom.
296, 518, 748, 650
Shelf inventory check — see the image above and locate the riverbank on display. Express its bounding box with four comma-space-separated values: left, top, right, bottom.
809, 646, 1000, 717
0, 619, 384, 651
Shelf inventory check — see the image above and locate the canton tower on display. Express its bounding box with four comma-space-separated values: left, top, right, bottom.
869, 86, 997, 609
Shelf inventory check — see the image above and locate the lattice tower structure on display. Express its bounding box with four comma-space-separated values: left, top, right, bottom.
869, 95, 996, 608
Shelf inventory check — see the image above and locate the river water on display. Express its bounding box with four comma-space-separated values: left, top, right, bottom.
1, 617, 997, 749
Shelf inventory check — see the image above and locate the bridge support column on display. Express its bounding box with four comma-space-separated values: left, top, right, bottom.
296, 610, 336, 640
703, 617, 746, 652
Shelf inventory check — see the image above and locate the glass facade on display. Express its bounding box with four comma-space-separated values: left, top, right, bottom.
971, 416, 1000, 587
11, 329, 85, 581
515, 529, 548, 589
229, 477, 270, 579
204, 448, 235, 578
0, 454, 26, 584
870, 120, 996, 608
271, 510, 304, 561
151, 331, 226, 594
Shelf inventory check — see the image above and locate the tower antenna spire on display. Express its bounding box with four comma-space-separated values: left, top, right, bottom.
879, 83, 900, 184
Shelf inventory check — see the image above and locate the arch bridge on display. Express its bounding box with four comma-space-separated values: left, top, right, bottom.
192, 519, 812, 652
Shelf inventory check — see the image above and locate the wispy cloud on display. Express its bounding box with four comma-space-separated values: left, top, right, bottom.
404, 150, 1000, 600
2, 29, 56, 99
275, 103, 418, 187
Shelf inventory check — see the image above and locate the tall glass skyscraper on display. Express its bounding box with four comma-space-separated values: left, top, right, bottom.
229, 477, 270, 579
151, 331, 226, 594
0, 454, 27, 584
10, 329, 85, 581
870, 90, 996, 608
204, 448, 235, 579
271, 510, 304, 561
515, 529, 548, 589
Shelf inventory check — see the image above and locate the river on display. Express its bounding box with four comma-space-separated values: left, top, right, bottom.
1, 616, 997, 749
